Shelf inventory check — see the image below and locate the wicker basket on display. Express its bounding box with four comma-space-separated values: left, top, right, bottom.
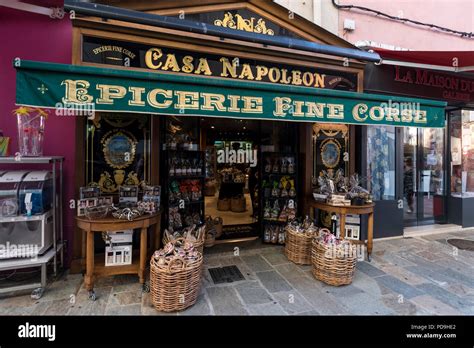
284, 226, 315, 265
204, 217, 216, 248
217, 198, 230, 211
150, 245, 203, 312
204, 231, 216, 248
204, 183, 216, 196
311, 239, 357, 286
230, 195, 246, 212
162, 233, 204, 255
213, 217, 223, 238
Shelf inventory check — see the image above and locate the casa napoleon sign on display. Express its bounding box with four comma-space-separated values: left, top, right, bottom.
15, 60, 446, 128
82, 36, 358, 91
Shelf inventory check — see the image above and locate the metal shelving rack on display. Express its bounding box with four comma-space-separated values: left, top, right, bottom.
0, 156, 64, 299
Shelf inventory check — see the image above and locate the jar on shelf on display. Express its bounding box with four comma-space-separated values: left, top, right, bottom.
14, 107, 48, 157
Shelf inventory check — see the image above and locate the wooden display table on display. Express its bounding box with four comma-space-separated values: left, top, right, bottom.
307, 200, 374, 261
75, 212, 161, 300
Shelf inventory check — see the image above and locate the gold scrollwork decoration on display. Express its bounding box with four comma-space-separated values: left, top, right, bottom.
214, 12, 237, 29
214, 12, 274, 35
313, 123, 348, 139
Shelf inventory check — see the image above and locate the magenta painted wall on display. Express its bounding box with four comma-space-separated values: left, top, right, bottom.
337, 0, 474, 50
0, 6, 75, 266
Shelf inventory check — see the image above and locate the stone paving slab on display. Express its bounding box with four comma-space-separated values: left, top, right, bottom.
234, 281, 274, 305
272, 262, 311, 282
206, 286, 248, 315
337, 292, 395, 315
256, 271, 293, 293
356, 261, 386, 277
410, 294, 462, 315
108, 290, 142, 307
377, 264, 428, 286
105, 304, 142, 315
374, 275, 424, 299
271, 290, 314, 315
261, 252, 291, 266
241, 255, 273, 272
380, 293, 425, 315
67, 286, 112, 315
247, 302, 287, 315
416, 283, 474, 315
287, 276, 350, 315
178, 294, 212, 315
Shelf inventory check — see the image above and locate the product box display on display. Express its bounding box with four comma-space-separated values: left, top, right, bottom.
19, 171, 53, 216
0, 171, 30, 217
104, 230, 133, 266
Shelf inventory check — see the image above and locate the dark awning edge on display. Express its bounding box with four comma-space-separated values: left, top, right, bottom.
15, 60, 446, 128
63, 0, 381, 63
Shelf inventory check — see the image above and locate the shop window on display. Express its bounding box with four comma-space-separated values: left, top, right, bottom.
84, 113, 152, 193
313, 123, 349, 179
366, 126, 395, 200
450, 110, 474, 197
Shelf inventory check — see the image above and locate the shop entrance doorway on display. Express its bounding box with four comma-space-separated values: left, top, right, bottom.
403, 127, 446, 226
203, 118, 260, 239
161, 116, 300, 243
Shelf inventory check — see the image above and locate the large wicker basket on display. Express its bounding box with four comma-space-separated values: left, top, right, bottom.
217, 198, 230, 211
284, 226, 315, 265
311, 239, 357, 286
150, 247, 203, 312
230, 195, 246, 212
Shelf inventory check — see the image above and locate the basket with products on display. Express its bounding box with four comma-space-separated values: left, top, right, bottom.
162, 224, 206, 254
312, 169, 372, 206
311, 228, 357, 286
284, 217, 319, 265
150, 237, 203, 312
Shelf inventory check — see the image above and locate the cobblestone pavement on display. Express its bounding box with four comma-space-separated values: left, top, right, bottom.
0, 229, 473, 315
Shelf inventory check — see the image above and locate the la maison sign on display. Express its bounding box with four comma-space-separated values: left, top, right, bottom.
394, 66, 474, 102
15, 60, 446, 128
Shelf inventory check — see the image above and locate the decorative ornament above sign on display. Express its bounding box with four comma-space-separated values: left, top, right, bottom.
214, 12, 275, 35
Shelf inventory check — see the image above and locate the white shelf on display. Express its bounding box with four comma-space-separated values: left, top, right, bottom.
0, 210, 52, 223
0, 243, 63, 270
0, 156, 63, 164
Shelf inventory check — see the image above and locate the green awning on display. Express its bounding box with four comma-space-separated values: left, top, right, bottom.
15, 60, 446, 128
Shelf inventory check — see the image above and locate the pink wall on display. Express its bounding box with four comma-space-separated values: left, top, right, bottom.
0, 6, 75, 266
337, 0, 474, 50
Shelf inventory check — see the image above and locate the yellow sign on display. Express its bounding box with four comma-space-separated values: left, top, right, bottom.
61, 79, 429, 126
144, 47, 326, 88
214, 12, 274, 35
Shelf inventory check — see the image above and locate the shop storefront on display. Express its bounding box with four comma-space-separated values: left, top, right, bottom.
365, 54, 474, 231
13, 1, 446, 271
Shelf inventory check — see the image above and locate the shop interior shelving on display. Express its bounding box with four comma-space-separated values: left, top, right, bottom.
161, 149, 206, 233
259, 152, 298, 244
0, 156, 64, 299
